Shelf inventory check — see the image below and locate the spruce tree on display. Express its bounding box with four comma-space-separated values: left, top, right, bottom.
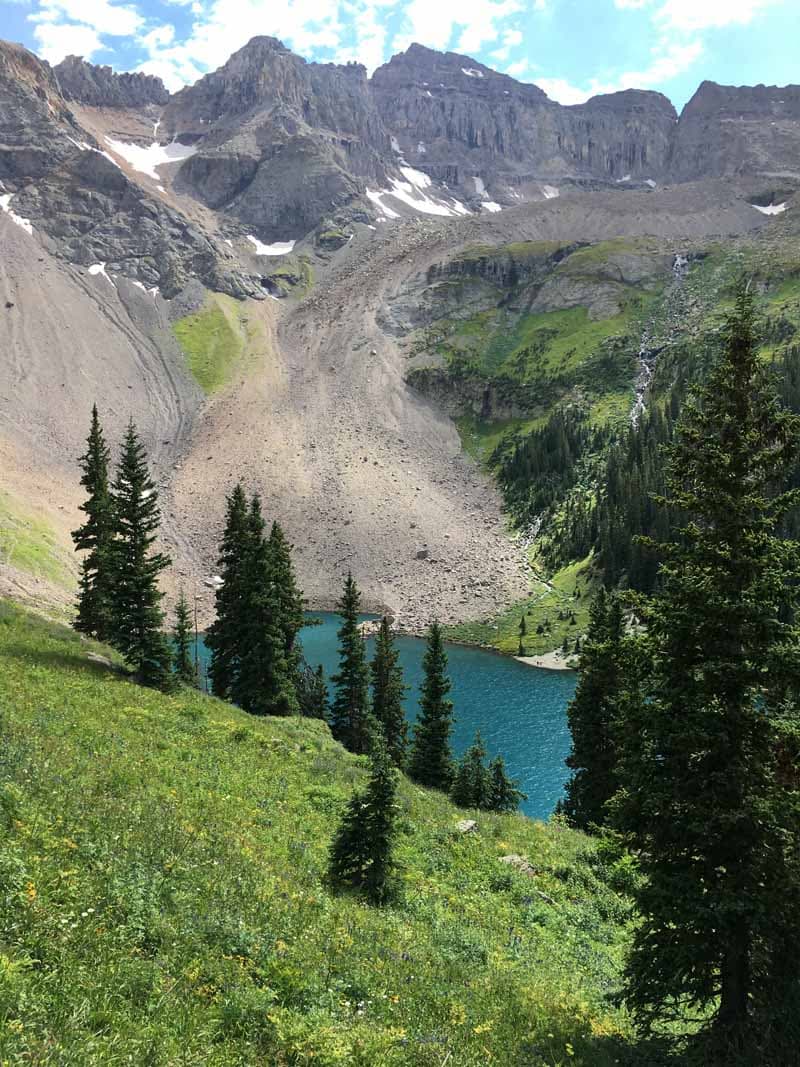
72, 405, 116, 641
206, 484, 249, 700
408, 622, 455, 790
296, 660, 329, 719
619, 289, 800, 1059
330, 573, 371, 754
172, 588, 196, 686
267, 520, 305, 661
486, 756, 526, 813
110, 420, 173, 690
230, 495, 297, 716
370, 616, 408, 767
518, 613, 527, 656
563, 589, 633, 831
327, 739, 399, 905
451, 731, 490, 808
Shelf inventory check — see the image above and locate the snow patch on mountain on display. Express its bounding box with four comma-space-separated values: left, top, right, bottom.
752, 202, 787, 215
461, 68, 484, 79
0, 194, 34, 236
541, 185, 560, 200
247, 236, 296, 256
88, 263, 114, 286
104, 137, 197, 181
482, 201, 502, 213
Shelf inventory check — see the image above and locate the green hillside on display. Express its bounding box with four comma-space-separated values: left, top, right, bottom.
0, 601, 642, 1066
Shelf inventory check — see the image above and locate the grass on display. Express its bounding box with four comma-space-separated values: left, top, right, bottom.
173, 294, 246, 394
0, 491, 73, 588
0, 599, 644, 1066
445, 558, 597, 657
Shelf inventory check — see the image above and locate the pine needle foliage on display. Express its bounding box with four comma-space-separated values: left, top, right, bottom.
370, 616, 408, 767
172, 588, 197, 686
563, 589, 635, 831
487, 756, 527, 813
72, 405, 116, 642
451, 732, 490, 808
409, 622, 455, 791
330, 573, 371, 754
109, 420, 173, 690
618, 288, 800, 1061
327, 739, 400, 905
229, 495, 297, 717
206, 484, 249, 700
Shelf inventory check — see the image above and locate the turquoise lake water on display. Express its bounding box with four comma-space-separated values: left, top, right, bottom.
197, 613, 576, 820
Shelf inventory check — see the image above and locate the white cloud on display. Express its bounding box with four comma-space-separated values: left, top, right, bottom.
391, 0, 521, 55
490, 27, 522, 61
31, 0, 143, 36
138, 0, 344, 88
505, 58, 529, 79
615, 0, 650, 8
537, 38, 703, 103
33, 21, 105, 61
655, 0, 777, 32
141, 25, 175, 50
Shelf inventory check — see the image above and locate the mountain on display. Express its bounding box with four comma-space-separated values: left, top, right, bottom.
54, 54, 169, 107
0, 33, 798, 636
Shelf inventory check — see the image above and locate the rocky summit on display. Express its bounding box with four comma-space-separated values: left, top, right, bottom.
0, 32, 798, 631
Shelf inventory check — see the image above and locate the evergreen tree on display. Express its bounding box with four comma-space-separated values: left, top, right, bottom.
206, 484, 249, 700
72, 405, 116, 641
518, 613, 527, 656
562, 589, 633, 831
451, 731, 490, 808
619, 289, 800, 1060
327, 739, 400, 905
487, 756, 527, 813
370, 616, 408, 767
172, 588, 197, 686
296, 660, 329, 719
408, 622, 455, 790
267, 520, 305, 662
230, 495, 297, 716
330, 573, 371, 754
110, 420, 173, 690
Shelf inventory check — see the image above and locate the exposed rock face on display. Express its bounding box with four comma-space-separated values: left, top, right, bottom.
670, 80, 800, 180
54, 55, 169, 108
0, 41, 260, 299
371, 44, 677, 194
162, 36, 388, 239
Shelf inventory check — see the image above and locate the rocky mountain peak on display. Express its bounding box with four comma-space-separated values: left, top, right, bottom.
53, 55, 169, 108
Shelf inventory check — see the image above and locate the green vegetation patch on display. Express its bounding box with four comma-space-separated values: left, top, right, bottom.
445, 557, 597, 657
173, 295, 245, 394
0, 491, 73, 588
0, 599, 638, 1066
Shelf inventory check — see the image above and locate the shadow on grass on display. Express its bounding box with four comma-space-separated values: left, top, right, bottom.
0, 639, 128, 680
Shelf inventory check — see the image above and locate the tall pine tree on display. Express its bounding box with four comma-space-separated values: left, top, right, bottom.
110, 420, 173, 690
451, 731, 490, 808
408, 622, 455, 791
206, 484, 249, 700
330, 573, 371, 754
72, 405, 116, 641
619, 288, 800, 1060
487, 756, 526, 813
230, 495, 297, 716
172, 588, 197, 686
267, 520, 305, 663
327, 738, 400, 905
562, 589, 634, 831
370, 616, 408, 767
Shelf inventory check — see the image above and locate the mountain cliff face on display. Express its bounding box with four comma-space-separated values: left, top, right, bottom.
0, 42, 260, 298
670, 80, 800, 181
371, 44, 677, 192
162, 36, 387, 238
54, 55, 169, 108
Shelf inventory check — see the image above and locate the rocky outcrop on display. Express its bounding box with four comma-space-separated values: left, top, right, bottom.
0, 41, 261, 299
670, 80, 800, 181
162, 36, 388, 239
54, 55, 169, 108
371, 44, 677, 195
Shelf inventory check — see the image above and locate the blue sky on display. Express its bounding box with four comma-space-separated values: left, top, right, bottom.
0, 0, 796, 110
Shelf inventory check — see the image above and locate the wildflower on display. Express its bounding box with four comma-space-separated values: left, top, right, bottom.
565, 1042, 575, 1057
24, 882, 36, 903
473, 1021, 493, 1034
